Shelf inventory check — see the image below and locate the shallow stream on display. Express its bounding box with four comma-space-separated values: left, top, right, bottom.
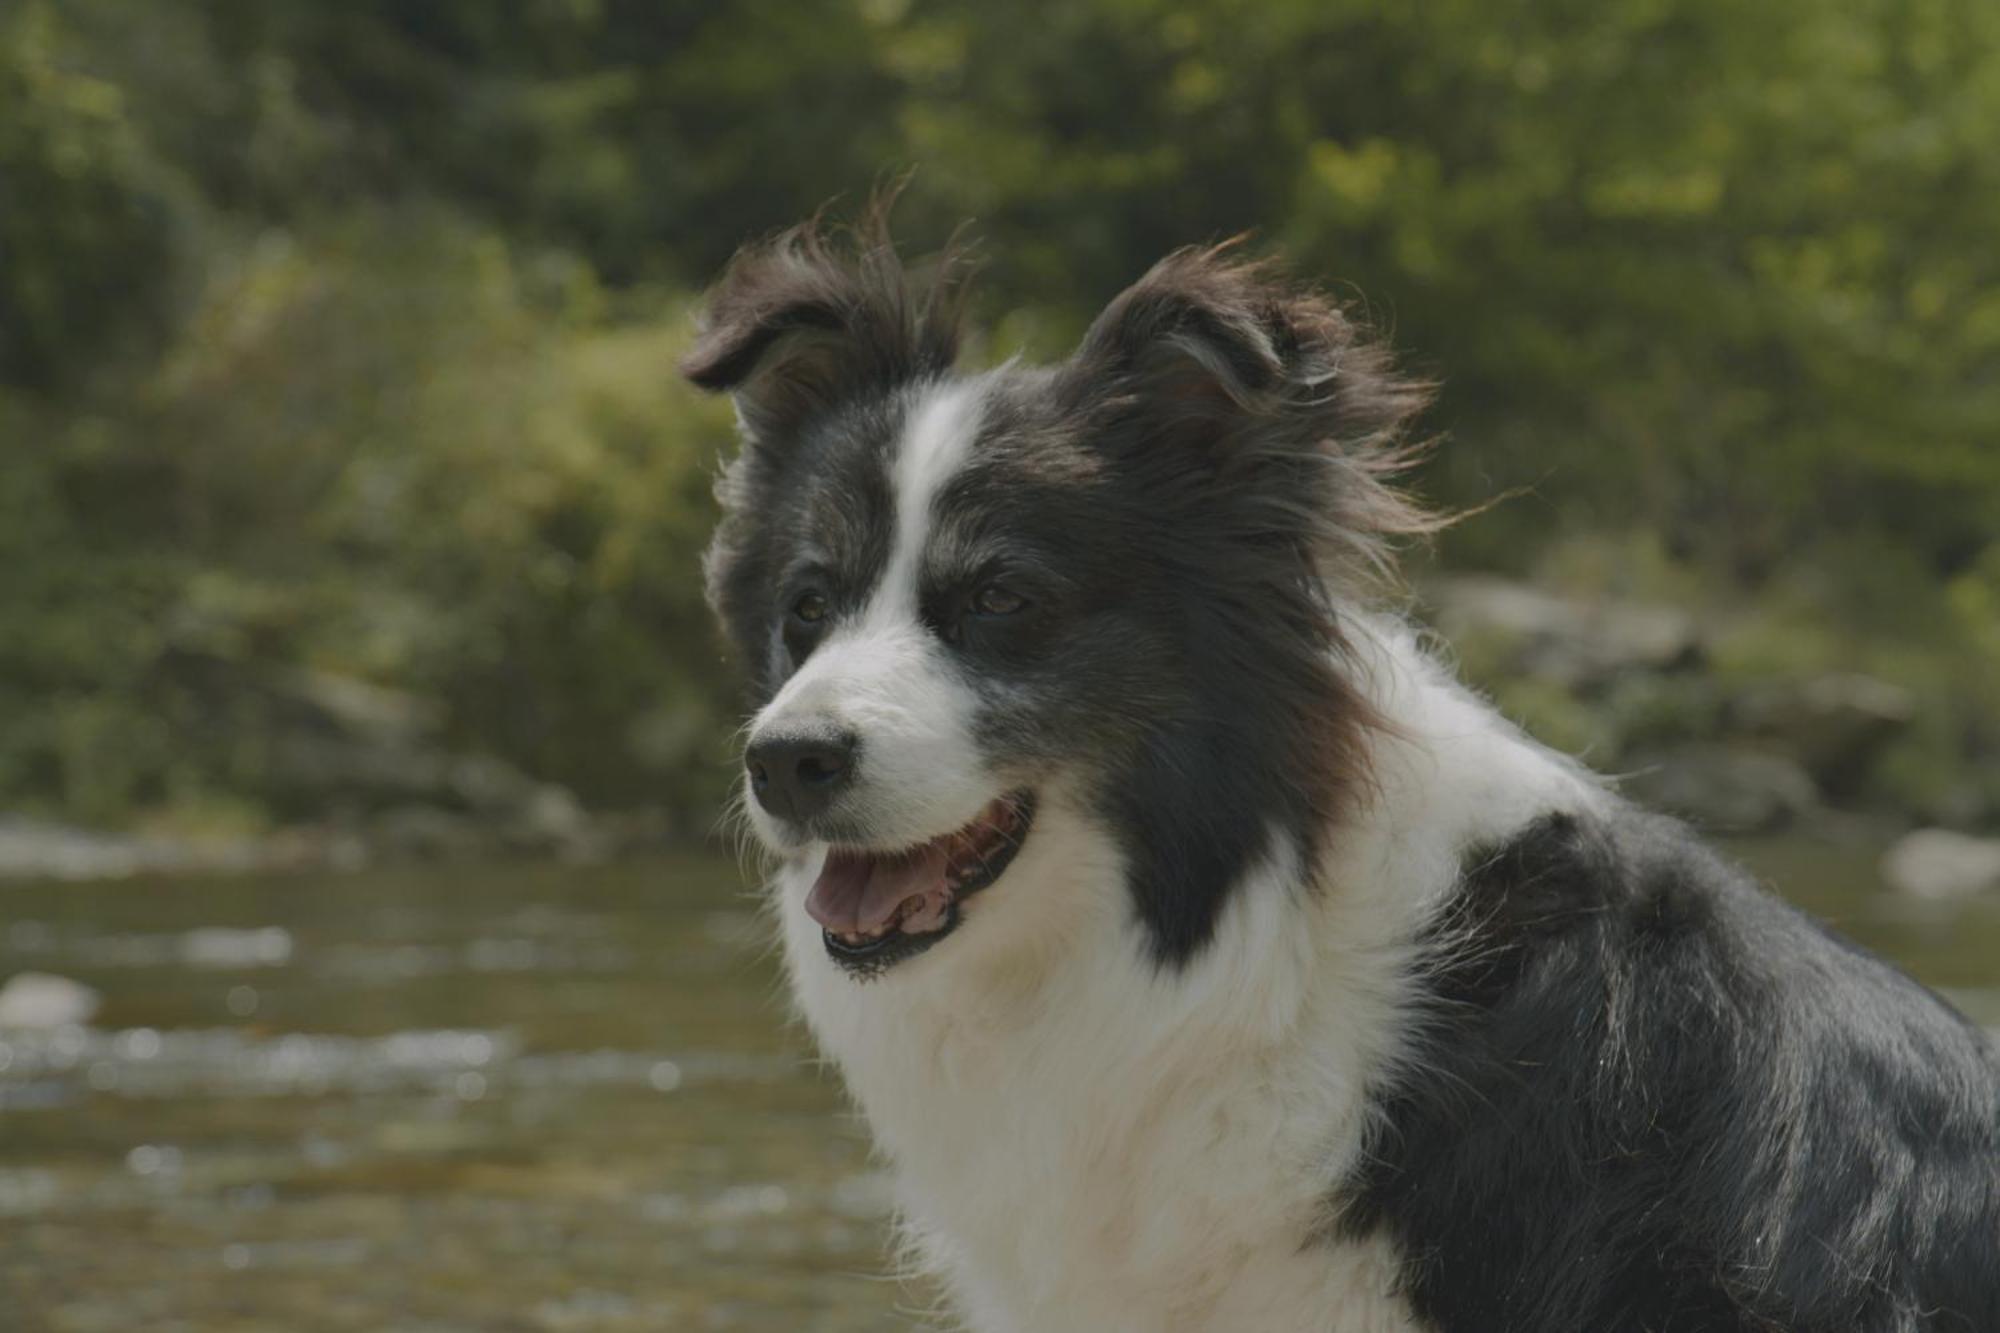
2, 840, 1995, 1330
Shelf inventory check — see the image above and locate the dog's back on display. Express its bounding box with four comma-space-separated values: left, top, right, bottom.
1345, 807, 2000, 1332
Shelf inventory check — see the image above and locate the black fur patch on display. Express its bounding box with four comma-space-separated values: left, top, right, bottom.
710, 390, 904, 703
1031, 245, 1436, 963
687, 214, 1438, 967
1340, 808, 2000, 1331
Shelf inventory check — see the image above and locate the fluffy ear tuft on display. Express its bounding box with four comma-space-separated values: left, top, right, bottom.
1067, 243, 1443, 586
1071, 242, 1428, 439
679, 204, 972, 443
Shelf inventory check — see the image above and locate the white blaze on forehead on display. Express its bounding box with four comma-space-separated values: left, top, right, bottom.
744, 375, 998, 852
870, 377, 986, 623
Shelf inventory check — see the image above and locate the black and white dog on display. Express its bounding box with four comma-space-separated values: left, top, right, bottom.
682, 217, 2000, 1332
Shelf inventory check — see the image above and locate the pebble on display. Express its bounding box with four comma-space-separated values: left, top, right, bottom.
0, 973, 102, 1029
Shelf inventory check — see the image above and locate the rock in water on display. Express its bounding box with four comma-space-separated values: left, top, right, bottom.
1733, 673, 1916, 801
0, 972, 102, 1029
1429, 576, 1701, 688
1625, 746, 1820, 833
1881, 829, 2000, 901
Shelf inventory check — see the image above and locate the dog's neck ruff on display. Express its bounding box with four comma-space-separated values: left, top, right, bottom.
767, 617, 1605, 1332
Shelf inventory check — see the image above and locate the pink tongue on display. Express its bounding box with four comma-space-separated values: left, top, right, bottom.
807, 844, 950, 934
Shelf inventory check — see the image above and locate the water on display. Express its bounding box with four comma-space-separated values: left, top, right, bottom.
1, 839, 1996, 1331
0, 854, 918, 1332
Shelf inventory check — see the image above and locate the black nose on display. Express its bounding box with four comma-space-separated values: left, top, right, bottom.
745, 730, 858, 822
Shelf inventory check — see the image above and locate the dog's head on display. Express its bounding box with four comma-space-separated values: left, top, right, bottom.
684, 214, 1432, 975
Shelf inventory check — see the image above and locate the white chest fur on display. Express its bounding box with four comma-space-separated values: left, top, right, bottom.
769, 626, 1602, 1332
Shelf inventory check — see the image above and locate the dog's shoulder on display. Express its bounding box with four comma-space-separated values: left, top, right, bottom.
1340, 804, 2000, 1333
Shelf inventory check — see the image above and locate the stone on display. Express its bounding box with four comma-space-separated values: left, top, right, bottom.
511, 784, 592, 854
179, 927, 295, 969
365, 805, 492, 863
1624, 746, 1821, 833
0, 972, 101, 1029
0, 816, 207, 881
1429, 576, 1701, 689
1881, 828, 2000, 901
1733, 673, 1916, 799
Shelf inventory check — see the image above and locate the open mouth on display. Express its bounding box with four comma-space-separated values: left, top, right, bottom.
806, 792, 1035, 974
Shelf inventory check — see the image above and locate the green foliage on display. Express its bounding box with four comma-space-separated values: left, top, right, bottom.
0, 3, 185, 387
874, 0, 2000, 574
3, 0, 1999, 830
1, 208, 737, 825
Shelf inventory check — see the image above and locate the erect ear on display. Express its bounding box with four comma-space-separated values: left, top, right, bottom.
1065, 243, 1441, 586
679, 215, 969, 445
1065, 242, 1428, 451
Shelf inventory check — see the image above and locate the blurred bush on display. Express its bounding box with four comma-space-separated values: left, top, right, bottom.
3, 0, 1998, 837
2, 202, 738, 830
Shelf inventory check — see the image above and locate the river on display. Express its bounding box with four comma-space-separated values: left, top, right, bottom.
1, 839, 1996, 1330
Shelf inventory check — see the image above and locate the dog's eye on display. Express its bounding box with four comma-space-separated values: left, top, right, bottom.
792, 591, 828, 624
971, 584, 1027, 617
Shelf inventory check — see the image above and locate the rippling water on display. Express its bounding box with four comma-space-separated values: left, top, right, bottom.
0, 839, 1995, 1330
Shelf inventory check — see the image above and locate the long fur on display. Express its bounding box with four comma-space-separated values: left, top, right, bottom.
684, 214, 2000, 1333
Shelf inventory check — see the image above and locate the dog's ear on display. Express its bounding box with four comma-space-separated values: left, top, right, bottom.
1065, 243, 1427, 454
1066, 243, 1440, 585
680, 216, 968, 445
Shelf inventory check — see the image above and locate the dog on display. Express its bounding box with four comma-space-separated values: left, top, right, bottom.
681, 215, 2000, 1333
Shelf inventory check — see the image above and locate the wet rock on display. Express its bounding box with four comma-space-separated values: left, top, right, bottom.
255, 668, 555, 821
506, 784, 594, 857
7, 653, 615, 881
0, 816, 150, 880
278, 669, 440, 746
447, 754, 544, 816
266, 735, 551, 816
0, 973, 101, 1029
1430, 576, 1701, 689
266, 732, 455, 806
179, 928, 294, 969
365, 805, 493, 863
0, 816, 258, 881
257, 674, 597, 859
1734, 674, 1916, 799
1625, 746, 1820, 833
1881, 829, 2000, 901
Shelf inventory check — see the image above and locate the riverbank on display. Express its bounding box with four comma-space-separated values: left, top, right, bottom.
6, 573, 1996, 894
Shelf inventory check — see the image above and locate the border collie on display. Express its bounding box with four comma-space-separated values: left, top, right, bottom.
681, 214, 2000, 1333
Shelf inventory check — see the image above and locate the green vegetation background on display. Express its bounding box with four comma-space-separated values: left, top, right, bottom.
4, 0, 1999, 839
